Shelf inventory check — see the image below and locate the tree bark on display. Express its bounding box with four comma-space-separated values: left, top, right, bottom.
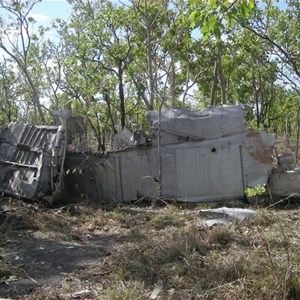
145, 0, 155, 110
118, 66, 126, 129
217, 48, 227, 105
210, 58, 218, 106
170, 58, 176, 108
104, 91, 118, 135
22, 67, 45, 123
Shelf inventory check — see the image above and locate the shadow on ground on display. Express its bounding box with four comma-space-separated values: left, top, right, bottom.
0, 233, 126, 298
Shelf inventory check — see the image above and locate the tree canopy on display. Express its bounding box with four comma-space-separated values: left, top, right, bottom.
0, 0, 299, 152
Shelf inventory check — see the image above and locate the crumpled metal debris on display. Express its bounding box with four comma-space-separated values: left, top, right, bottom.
0, 122, 66, 202
197, 207, 257, 227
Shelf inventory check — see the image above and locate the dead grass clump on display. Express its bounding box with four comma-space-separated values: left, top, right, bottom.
0, 261, 12, 279
150, 213, 182, 229
286, 274, 300, 300
198, 252, 277, 300
129, 226, 146, 242
207, 225, 234, 246
111, 208, 128, 223
0, 211, 38, 242
251, 209, 283, 227
161, 227, 209, 262
102, 280, 146, 300
201, 253, 251, 288
107, 226, 209, 287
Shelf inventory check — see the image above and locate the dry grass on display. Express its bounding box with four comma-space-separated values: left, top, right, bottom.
1, 198, 300, 300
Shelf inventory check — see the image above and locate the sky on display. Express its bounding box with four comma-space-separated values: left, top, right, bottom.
29, 0, 289, 29
30, 0, 72, 26
0, 0, 290, 52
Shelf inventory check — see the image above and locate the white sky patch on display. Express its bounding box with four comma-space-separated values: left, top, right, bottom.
29, 13, 51, 22
0, 48, 9, 59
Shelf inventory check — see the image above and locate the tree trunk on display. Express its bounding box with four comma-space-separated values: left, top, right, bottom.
23, 67, 45, 123
145, 0, 155, 110
118, 66, 126, 129
210, 58, 218, 106
296, 106, 300, 160
285, 115, 290, 147
104, 91, 117, 135
217, 48, 227, 105
170, 58, 176, 108
157, 106, 163, 199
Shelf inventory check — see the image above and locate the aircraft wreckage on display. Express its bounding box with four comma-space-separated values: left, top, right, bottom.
0, 105, 299, 205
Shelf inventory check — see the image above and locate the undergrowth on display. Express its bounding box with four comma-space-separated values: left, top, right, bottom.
1, 198, 300, 300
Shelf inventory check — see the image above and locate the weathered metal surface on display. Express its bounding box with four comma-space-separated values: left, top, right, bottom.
147, 105, 246, 145
197, 207, 257, 227
0, 122, 66, 200
2, 105, 296, 204
64, 105, 276, 203
270, 167, 300, 197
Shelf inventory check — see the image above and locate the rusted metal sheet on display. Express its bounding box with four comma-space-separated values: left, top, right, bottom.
0, 122, 66, 201
245, 130, 274, 164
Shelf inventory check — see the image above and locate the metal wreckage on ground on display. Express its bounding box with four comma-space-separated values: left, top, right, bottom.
0, 105, 299, 205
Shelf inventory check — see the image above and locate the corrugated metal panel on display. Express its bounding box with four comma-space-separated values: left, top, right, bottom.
0, 122, 65, 200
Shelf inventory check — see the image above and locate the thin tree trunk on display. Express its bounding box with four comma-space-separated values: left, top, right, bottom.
145, 0, 155, 110
157, 105, 163, 198
104, 91, 117, 135
210, 58, 218, 106
118, 66, 126, 129
217, 48, 227, 105
23, 67, 45, 123
170, 58, 176, 108
296, 106, 300, 160
285, 115, 290, 147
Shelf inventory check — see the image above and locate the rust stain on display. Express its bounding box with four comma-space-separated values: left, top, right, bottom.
245, 130, 274, 164
246, 131, 258, 138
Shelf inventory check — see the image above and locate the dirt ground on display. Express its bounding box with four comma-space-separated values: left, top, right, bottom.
0, 197, 300, 300
0, 199, 125, 299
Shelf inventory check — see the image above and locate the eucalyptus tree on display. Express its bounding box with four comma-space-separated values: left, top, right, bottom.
0, 0, 46, 123
234, 2, 300, 154
189, 0, 256, 107
128, 0, 211, 111
51, 1, 131, 149
66, 0, 135, 130
52, 17, 109, 150
219, 28, 282, 131
239, 1, 300, 93
40, 39, 67, 111
0, 60, 20, 124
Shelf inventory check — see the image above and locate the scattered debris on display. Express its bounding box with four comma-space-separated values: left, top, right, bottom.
71, 289, 92, 299
150, 279, 164, 300
198, 207, 257, 227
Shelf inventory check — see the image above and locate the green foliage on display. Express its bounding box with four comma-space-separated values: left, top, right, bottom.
1, 0, 300, 151
189, 0, 256, 41
245, 184, 266, 198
